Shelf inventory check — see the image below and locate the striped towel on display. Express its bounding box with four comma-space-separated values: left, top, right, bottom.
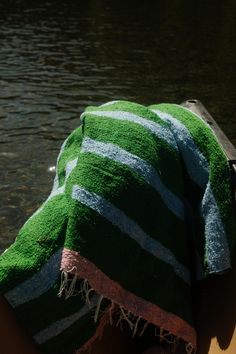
0, 101, 234, 353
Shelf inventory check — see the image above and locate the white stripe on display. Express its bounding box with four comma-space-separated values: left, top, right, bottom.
81, 137, 185, 220
152, 109, 231, 272
34, 295, 98, 344
100, 100, 121, 107
151, 109, 209, 187
80, 110, 177, 150
48, 158, 78, 201
25, 158, 78, 225
72, 185, 190, 284
65, 158, 78, 180
201, 182, 231, 271
5, 248, 63, 307
51, 136, 70, 193
174, 104, 228, 160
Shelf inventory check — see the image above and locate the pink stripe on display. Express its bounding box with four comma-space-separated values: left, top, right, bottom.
61, 248, 197, 349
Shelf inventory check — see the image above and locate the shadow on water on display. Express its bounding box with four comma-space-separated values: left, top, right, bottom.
0, 1, 236, 350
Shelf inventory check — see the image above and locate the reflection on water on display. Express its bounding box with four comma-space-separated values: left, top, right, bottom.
1, 0, 236, 249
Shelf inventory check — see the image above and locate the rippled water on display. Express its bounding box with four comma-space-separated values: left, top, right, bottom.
1, 0, 236, 249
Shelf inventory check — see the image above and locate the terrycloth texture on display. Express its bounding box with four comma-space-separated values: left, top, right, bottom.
0, 101, 234, 353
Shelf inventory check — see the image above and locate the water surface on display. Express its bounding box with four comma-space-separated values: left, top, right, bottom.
1, 0, 236, 249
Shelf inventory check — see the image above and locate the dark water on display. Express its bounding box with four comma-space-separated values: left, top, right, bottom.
1, 0, 236, 250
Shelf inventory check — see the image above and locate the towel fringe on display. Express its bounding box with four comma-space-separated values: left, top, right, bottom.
94, 295, 104, 323
59, 272, 196, 354
186, 343, 195, 354
59, 269, 81, 299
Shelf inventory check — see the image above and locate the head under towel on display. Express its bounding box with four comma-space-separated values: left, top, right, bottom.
0, 100, 234, 353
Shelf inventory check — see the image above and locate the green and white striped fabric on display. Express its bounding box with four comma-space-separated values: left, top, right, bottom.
0, 101, 234, 353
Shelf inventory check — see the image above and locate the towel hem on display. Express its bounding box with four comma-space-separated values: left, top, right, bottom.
60, 247, 197, 353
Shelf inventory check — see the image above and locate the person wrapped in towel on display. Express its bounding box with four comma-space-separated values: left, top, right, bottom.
0, 100, 234, 354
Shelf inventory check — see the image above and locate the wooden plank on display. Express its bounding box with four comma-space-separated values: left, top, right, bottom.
181, 99, 236, 190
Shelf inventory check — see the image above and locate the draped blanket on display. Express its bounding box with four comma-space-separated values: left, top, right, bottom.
0, 101, 234, 353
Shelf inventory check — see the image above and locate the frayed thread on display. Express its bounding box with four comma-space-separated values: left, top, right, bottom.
59, 270, 80, 299
59, 271, 95, 305
158, 327, 180, 347
59, 273, 196, 354
185, 343, 195, 354
94, 295, 104, 323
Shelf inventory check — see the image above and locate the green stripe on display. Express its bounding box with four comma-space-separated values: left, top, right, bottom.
40, 300, 108, 353
65, 152, 191, 268
0, 196, 67, 292
65, 199, 192, 324
86, 100, 169, 127
15, 277, 104, 353
83, 115, 185, 200
154, 103, 235, 252
15, 277, 85, 334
